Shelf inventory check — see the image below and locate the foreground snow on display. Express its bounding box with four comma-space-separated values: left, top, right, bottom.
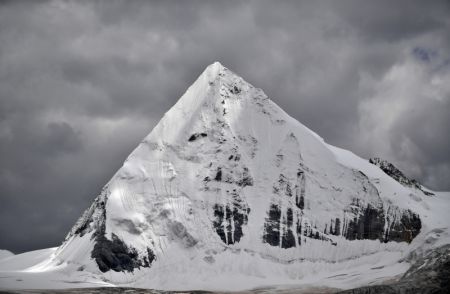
1, 62, 448, 291
1, 192, 448, 291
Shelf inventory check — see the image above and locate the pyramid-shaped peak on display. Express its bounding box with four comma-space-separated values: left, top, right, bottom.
14, 61, 442, 292
133, 61, 268, 147
201, 61, 246, 84
199, 61, 226, 81
168, 62, 261, 115
208, 61, 226, 71
211, 61, 224, 67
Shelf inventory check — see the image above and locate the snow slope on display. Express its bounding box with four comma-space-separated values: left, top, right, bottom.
0, 250, 14, 261
0, 62, 448, 291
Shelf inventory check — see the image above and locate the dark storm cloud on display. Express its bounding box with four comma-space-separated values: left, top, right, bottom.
332, 0, 450, 42
0, 0, 449, 253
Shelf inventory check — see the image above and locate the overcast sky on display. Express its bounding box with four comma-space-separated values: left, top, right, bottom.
1, 0, 449, 253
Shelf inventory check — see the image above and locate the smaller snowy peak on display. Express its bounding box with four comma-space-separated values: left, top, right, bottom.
369, 157, 434, 196
0, 249, 14, 260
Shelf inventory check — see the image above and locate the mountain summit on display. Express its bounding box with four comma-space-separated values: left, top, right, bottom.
1, 63, 449, 291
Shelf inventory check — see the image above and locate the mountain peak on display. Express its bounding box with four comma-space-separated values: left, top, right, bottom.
14, 62, 446, 292
199, 61, 224, 82
207, 60, 226, 72
198, 61, 235, 85
201, 61, 247, 90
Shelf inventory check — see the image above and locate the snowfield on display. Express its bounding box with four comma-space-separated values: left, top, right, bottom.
1, 62, 449, 292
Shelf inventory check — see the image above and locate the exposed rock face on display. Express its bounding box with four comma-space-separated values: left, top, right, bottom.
188, 132, 208, 142
262, 168, 421, 248
207, 162, 252, 245
400, 244, 450, 292
369, 157, 434, 196
262, 159, 335, 248
338, 244, 450, 294
91, 233, 155, 273
369, 158, 420, 188
262, 171, 302, 248
69, 188, 108, 238
343, 201, 385, 241
65, 188, 156, 273
213, 200, 250, 245
90, 200, 155, 273
263, 204, 282, 247
340, 197, 421, 244
384, 207, 421, 243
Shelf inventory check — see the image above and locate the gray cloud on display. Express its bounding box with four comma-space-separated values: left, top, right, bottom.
333, 0, 449, 42
0, 0, 449, 253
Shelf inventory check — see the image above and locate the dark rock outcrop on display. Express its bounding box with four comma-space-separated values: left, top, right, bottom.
90, 205, 155, 273
263, 203, 334, 248
263, 204, 282, 246
260, 164, 422, 248
188, 132, 208, 142
338, 244, 450, 294
237, 167, 254, 187
281, 208, 296, 249
342, 198, 421, 244
61, 188, 157, 273
68, 188, 109, 239
212, 193, 250, 245
369, 157, 434, 196
91, 233, 154, 273
329, 218, 341, 236
214, 167, 222, 181
343, 201, 385, 241
295, 170, 306, 210
210, 166, 253, 187
385, 208, 421, 243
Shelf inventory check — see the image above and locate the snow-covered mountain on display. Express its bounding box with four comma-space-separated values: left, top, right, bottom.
1, 62, 449, 292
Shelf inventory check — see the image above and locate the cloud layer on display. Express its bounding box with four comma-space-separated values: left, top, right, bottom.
1, 0, 449, 253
